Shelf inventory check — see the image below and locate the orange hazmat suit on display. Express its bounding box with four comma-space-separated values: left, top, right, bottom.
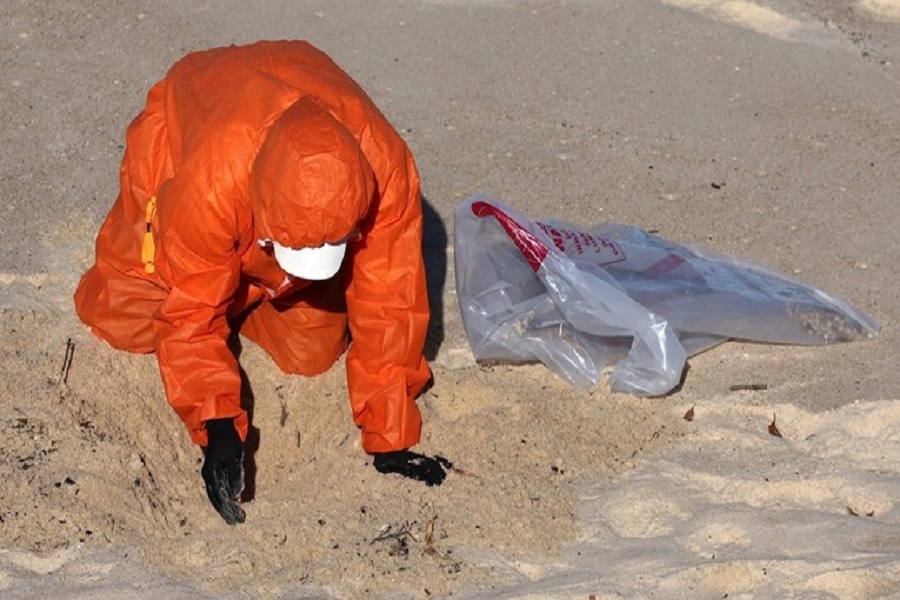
74, 40, 431, 453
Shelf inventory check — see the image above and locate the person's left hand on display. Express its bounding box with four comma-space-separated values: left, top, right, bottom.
372, 450, 452, 486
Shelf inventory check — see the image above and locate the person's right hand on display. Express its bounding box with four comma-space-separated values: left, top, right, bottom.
201, 418, 246, 525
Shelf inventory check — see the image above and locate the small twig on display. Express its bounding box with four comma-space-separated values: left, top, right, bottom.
729, 383, 768, 392
371, 521, 416, 544
279, 400, 288, 427
58, 338, 75, 387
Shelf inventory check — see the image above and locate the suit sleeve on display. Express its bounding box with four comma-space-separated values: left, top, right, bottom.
152, 167, 249, 447
345, 147, 432, 454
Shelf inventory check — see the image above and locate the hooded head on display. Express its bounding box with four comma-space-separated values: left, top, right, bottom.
251, 97, 375, 279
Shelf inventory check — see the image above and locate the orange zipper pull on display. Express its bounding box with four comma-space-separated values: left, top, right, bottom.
142, 196, 157, 274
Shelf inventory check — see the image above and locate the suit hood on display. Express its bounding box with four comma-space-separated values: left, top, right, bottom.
250, 97, 374, 249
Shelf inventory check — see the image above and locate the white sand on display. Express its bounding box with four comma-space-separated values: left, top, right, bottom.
460, 397, 900, 598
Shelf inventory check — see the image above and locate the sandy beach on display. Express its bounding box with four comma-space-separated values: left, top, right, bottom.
2, 1, 899, 598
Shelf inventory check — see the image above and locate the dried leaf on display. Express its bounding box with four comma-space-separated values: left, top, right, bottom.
683, 405, 695, 422
423, 516, 444, 558
450, 466, 480, 479
425, 517, 435, 548
768, 414, 782, 438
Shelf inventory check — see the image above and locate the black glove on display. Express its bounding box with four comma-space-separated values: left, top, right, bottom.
372, 450, 452, 486
201, 418, 245, 525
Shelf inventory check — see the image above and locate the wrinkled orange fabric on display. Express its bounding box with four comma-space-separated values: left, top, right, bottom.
74, 41, 431, 453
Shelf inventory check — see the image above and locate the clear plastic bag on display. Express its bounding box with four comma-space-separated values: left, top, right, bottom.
453, 195, 879, 396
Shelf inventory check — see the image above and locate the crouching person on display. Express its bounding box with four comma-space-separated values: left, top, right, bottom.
74, 40, 449, 524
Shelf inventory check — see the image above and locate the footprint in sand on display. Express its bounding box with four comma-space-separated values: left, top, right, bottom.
859, 0, 900, 21
659, 0, 852, 48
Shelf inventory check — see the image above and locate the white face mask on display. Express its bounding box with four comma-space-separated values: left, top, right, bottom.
258, 238, 349, 280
